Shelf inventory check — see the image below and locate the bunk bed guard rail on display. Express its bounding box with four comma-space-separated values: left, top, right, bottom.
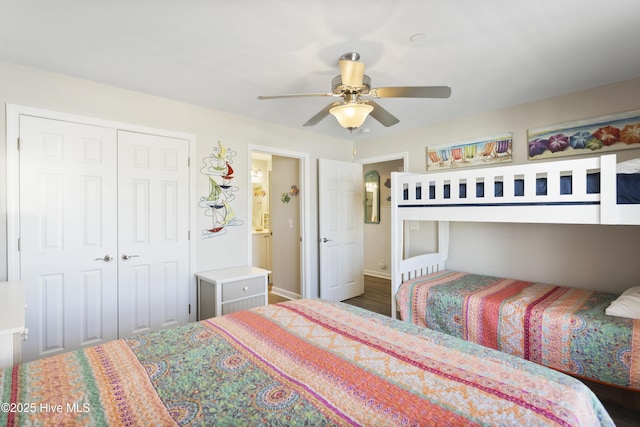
391, 154, 618, 225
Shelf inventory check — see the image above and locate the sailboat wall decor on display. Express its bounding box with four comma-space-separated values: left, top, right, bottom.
199, 141, 243, 238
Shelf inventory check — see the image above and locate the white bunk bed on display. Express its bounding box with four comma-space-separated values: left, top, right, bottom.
389, 153, 640, 394
391, 153, 640, 315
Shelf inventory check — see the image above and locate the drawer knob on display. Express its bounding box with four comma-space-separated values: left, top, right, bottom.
243, 286, 249, 291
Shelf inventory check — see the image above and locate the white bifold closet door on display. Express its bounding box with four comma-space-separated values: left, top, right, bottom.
116, 130, 190, 338
19, 116, 190, 363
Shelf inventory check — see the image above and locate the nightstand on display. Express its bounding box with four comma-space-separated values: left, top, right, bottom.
196, 266, 271, 320
0, 281, 26, 369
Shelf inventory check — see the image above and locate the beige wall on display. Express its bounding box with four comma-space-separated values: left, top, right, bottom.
356, 78, 640, 293
3, 61, 640, 295
0, 61, 353, 296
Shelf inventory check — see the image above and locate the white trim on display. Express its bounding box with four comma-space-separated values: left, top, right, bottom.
248, 144, 310, 300
363, 270, 391, 280
356, 151, 409, 169
7, 104, 194, 139
269, 286, 300, 301
6, 105, 21, 281
5, 103, 199, 322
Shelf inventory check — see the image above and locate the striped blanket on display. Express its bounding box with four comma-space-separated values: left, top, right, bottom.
396, 270, 640, 391
2, 299, 613, 426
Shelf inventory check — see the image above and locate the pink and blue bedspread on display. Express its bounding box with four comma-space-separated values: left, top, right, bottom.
396, 270, 640, 391
2, 299, 613, 426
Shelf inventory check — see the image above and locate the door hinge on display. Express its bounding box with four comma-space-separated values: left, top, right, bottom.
17, 137, 21, 151
187, 157, 190, 167
17, 238, 20, 251
188, 230, 191, 240
188, 304, 191, 314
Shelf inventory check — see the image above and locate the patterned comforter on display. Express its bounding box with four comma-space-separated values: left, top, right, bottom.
1, 299, 613, 426
396, 270, 640, 391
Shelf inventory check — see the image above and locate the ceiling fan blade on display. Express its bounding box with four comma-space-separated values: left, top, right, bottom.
258, 92, 334, 100
303, 102, 342, 126
339, 59, 365, 87
371, 86, 452, 99
364, 100, 400, 127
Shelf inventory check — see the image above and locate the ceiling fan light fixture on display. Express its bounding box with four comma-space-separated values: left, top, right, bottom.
329, 103, 374, 131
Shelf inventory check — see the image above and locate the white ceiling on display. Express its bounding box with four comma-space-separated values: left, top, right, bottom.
2, 0, 640, 140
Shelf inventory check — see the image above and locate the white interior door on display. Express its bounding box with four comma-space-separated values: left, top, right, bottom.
117, 131, 190, 337
18, 116, 191, 362
19, 116, 119, 362
318, 159, 363, 300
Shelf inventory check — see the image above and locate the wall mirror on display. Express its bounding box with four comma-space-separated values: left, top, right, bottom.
364, 170, 380, 224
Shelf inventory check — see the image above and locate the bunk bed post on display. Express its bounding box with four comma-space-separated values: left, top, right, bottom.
438, 221, 449, 269
600, 154, 617, 224
391, 171, 401, 319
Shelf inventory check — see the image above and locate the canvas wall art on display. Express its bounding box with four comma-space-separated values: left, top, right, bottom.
427, 132, 512, 170
528, 109, 640, 160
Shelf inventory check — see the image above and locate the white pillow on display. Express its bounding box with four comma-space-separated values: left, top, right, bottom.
605, 286, 640, 319
616, 158, 640, 174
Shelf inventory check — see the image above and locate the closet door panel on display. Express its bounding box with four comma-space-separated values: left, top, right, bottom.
117, 131, 190, 337
19, 116, 119, 362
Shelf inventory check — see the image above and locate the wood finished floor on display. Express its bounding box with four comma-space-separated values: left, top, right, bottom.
269, 275, 392, 316
269, 275, 639, 425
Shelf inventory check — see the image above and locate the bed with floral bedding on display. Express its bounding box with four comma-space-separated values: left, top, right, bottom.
396, 270, 640, 392
1, 299, 613, 426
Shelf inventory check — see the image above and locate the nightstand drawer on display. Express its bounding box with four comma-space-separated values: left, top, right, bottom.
221, 276, 265, 302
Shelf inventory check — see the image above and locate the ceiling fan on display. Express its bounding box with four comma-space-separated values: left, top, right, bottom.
258, 52, 451, 132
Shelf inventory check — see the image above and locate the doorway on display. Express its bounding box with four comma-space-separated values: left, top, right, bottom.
342, 153, 406, 315
248, 146, 309, 301
361, 157, 405, 280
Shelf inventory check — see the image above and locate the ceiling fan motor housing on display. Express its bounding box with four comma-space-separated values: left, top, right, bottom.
331, 74, 371, 95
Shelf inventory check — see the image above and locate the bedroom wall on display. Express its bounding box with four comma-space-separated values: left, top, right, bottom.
355, 77, 640, 293
0, 61, 353, 296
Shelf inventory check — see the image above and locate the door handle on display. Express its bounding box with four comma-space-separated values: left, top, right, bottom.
122, 254, 140, 261
94, 254, 114, 262
321, 237, 332, 243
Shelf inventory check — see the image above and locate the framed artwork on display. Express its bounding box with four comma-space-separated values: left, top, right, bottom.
427, 132, 512, 170
528, 109, 640, 160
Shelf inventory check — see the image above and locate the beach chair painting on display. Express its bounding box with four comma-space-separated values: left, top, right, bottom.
464, 144, 476, 159
495, 139, 512, 159
427, 132, 513, 170
450, 147, 465, 165
480, 138, 512, 161
428, 151, 443, 166
480, 141, 496, 160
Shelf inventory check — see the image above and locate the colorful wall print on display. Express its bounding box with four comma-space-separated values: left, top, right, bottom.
199, 141, 243, 238
528, 109, 640, 160
280, 185, 299, 204
427, 132, 512, 170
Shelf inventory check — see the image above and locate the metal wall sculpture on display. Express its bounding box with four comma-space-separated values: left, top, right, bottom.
199, 141, 243, 238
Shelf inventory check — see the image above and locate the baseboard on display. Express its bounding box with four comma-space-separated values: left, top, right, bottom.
270, 286, 300, 300
363, 270, 391, 280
